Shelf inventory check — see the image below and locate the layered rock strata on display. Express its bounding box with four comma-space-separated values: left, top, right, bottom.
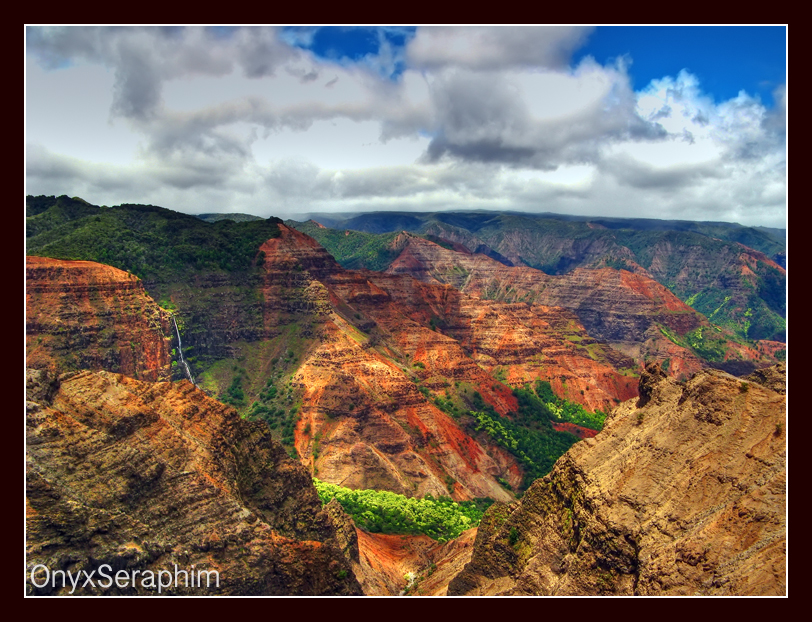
386, 235, 777, 378
448, 363, 786, 596
256, 225, 640, 500
25, 368, 362, 596
259, 226, 519, 501
26, 257, 172, 381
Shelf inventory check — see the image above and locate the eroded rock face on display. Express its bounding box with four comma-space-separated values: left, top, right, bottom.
25, 369, 361, 596
448, 363, 786, 596
26, 257, 172, 381
358, 272, 638, 412
350, 528, 477, 596
254, 226, 641, 500
385, 235, 779, 378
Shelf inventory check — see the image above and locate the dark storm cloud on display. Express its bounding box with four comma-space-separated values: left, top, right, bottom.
602, 153, 723, 190
27, 140, 247, 197
335, 167, 435, 198
26, 144, 84, 181
421, 68, 668, 169
425, 136, 537, 165
110, 40, 164, 121
27, 144, 153, 193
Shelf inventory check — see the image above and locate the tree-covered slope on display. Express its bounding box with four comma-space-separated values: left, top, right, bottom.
27, 195, 282, 280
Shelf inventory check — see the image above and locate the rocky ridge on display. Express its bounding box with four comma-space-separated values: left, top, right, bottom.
385, 234, 779, 378
448, 363, 786, 596
26, 368, 362, 595
257, 225, 521, 501
417, 218, 787, 343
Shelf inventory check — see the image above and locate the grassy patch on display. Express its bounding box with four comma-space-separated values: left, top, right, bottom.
314, 479, 491, 542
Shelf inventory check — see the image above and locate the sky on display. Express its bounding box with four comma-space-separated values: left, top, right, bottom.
25, 26, 787, 228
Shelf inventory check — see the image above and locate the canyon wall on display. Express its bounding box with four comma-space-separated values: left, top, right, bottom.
26, 368, 362, 595
26, 257, 172, 381
448, 363, 786, 596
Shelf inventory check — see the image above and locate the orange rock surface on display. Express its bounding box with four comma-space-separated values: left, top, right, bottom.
26, 257, 172, 381
25, 368, 361, 595
384, 234, 775, 380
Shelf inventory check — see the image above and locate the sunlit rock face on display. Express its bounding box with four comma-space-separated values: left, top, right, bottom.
448, 363, 786, 596
25, 368, 362, 596
26, 257, 172, 381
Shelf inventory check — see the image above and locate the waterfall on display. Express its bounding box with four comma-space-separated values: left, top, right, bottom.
172, 315, 196, 386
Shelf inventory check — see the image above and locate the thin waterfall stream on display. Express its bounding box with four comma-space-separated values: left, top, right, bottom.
172, 315, 196, 386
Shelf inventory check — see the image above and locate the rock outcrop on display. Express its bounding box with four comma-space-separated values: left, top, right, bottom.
25, 368, 362, 596
448, 363, 786, 596
26, 257, 172, 381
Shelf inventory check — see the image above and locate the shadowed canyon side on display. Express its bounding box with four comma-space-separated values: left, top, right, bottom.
25, 368, 362, 596
26, 257, 172, 381
447, 363, 786, 596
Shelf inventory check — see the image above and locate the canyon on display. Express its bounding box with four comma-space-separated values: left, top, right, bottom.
25, 196, 787, 596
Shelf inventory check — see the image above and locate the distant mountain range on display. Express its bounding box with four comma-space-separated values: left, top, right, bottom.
288, 211, 786, 344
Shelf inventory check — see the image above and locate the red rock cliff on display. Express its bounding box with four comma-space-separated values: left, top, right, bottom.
26, 257, 172, 381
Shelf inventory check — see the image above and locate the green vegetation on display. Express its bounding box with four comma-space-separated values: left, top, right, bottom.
469, 389, 563, 487
604, 257, 633, 271
658, 323, 742, 364
27, 195, 282, 281
313, 479, 491, 541
220, 371, 246, 407
524, 380, 607, 431
469, 402, 578, 489
288, 221, 402, 271
196, 212, 265, 223
682, 326, 729, 363
454, 381, 607, 490
775, 349, 786, 362
204, 333, 311, 452
247, 392, 298, 447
